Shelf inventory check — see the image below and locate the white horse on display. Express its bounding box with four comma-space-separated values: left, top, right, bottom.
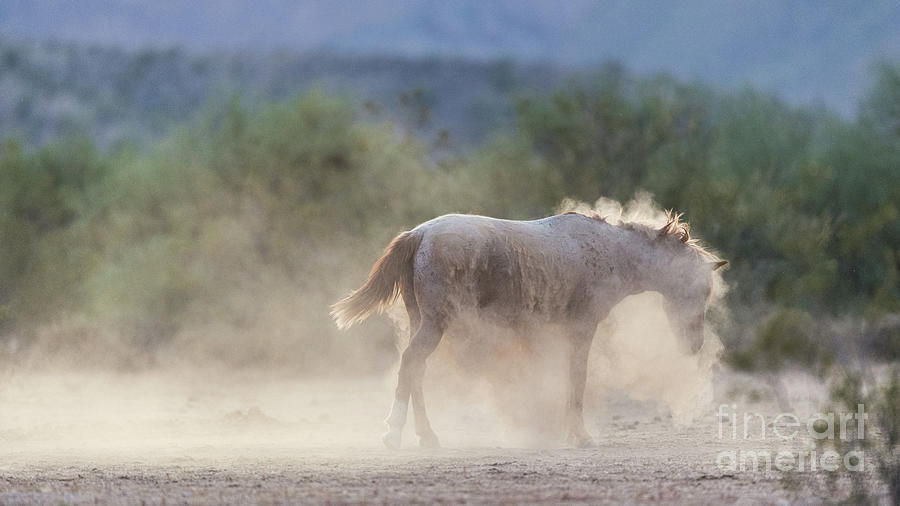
332, 211, 726, 448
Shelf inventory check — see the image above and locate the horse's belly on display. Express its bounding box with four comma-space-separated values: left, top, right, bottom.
471, 276, 585, 325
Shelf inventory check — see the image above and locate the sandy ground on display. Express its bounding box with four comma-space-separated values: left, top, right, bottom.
0, 367, 884, 505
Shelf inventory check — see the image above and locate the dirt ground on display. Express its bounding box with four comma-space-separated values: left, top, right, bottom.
0, 367, 883, 505
0, 447, 799, 505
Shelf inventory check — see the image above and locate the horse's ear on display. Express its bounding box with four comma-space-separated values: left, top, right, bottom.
709, 260, 728, 271
677, 223, 690, 243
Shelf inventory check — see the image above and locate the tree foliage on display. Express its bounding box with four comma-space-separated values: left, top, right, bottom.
1, 62, 899, 369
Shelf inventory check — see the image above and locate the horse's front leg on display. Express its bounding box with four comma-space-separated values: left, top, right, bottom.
566, 323, 597, 448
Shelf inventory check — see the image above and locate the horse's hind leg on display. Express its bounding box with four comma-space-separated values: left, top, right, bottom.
411, 372, 440, 448
383, 314, 443, 449
404, 292, 440, 447
382, 277, 419, 448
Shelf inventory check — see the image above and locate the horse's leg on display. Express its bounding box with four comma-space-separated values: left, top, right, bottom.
402, 289, 440, 447
566, 324, 597, 448
402, 288, 422, 348
383, 316, 443, 449
411, 368, 440, 448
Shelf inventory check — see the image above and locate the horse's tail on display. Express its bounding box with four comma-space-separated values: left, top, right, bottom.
331, 228, 424, 329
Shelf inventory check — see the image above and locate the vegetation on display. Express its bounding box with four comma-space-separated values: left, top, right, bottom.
816, 366, 900, 504
0, 47, 899, 372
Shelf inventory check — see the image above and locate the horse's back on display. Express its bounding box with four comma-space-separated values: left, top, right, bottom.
412, 214, 598, 321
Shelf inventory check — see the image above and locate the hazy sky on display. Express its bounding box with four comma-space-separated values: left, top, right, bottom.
2, 0, 899, 113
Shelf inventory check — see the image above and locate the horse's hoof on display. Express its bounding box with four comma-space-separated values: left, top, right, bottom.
568, 432, 596, 448
382, 430, 402, 449
419, 433, 441, 449
575, 437, 597, 449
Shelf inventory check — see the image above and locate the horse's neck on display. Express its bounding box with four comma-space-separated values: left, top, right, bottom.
606, 227, 675, 295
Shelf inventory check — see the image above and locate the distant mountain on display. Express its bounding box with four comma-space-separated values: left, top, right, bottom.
2, 0, 899, 114
0, 38, 566, 148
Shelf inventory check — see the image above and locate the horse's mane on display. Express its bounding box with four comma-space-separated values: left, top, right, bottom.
564, 210, 721, 262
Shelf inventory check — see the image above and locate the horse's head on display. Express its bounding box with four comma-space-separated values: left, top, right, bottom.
653, 214, 727, 355
661, 259, 726, 354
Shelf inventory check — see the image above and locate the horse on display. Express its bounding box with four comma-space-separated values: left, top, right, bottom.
331, 211, 726, 448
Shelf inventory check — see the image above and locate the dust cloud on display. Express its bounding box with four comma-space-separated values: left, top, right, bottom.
0, 193, 726, 456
